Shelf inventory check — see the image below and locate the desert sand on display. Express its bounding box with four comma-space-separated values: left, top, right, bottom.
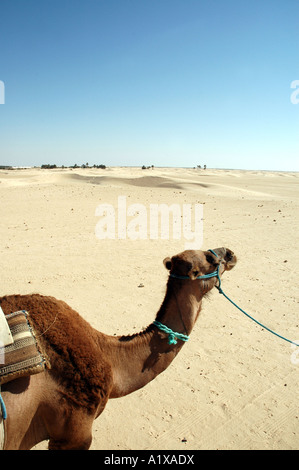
0, 166, 298, 450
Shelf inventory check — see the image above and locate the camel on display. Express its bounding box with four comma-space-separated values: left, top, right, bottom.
0, 247, 236, 450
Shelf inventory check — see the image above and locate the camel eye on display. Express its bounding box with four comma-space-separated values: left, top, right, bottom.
206, 254, 215, 265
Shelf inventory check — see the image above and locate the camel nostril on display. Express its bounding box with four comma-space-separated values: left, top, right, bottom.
193, 270, 199, 277
225, 250, 234, 262
224, 249, 237, 271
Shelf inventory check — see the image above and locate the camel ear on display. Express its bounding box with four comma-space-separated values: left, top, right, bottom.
163, 257, 172, 271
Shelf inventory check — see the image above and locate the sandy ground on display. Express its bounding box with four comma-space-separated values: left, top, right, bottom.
0, 166, 298, 450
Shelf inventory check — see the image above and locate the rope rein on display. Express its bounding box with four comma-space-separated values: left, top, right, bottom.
211, 250, 299, 348
215, 282, 299, 348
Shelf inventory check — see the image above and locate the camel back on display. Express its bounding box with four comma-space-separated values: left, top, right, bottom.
0, 310, 47, 385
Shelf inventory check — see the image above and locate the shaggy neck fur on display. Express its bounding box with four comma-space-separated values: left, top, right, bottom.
101, 278, 204, 398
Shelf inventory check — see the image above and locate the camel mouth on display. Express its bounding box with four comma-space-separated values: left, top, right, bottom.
223, 250, 237, 271
212, 248, 237, 272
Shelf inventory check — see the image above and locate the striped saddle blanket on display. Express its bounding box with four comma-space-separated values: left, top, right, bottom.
0, 310, 46, 385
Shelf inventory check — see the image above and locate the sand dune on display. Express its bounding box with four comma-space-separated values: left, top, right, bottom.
66, 172, 190, 190
0, 166, 298, 450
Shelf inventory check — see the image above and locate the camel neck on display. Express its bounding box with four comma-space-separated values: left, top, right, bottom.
98, 279, 203, 399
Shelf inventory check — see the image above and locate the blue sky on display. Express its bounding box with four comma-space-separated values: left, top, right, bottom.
0, 0, 298, 170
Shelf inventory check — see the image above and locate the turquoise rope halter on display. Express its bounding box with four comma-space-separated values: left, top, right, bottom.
164, 249, 299, 348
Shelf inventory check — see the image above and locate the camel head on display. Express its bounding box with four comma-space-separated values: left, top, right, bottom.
157, 248, 237, 336
163, 247, 237, 285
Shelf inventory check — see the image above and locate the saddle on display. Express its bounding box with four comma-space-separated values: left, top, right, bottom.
0, 307, 46, 385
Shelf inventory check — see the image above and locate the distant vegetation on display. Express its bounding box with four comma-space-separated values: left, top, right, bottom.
141, 165, 154, 170
41, 164, 57, 169
41, 163, 107, 169
1, 163, 208, 171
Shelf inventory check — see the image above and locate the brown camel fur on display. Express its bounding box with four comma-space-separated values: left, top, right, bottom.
0, 247, 236, 450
